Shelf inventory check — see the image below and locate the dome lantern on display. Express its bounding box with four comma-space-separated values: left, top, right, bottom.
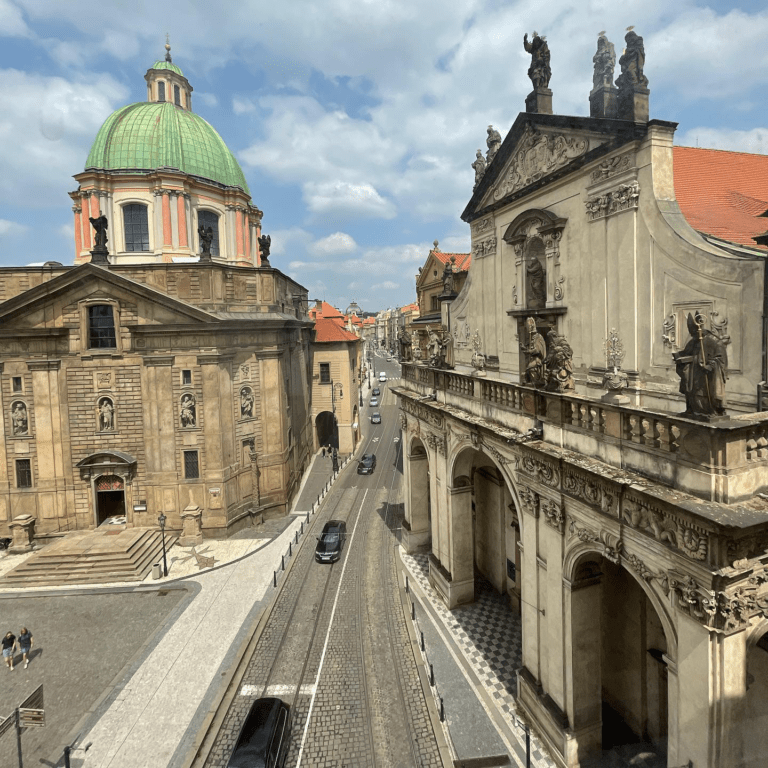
144, 37, 193, 110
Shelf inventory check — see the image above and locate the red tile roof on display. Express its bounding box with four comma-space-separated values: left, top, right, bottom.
309, 301, 344, 320
315, 317, 360, 343
673, 146, 768, 251
432, 250, 472, 271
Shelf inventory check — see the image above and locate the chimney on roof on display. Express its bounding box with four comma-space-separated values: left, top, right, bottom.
315, 299, 322, 310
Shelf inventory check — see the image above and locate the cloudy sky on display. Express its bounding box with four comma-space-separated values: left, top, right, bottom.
0, 0, 766, 312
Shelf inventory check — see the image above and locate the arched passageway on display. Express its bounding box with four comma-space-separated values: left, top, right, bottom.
744, 629, 768, 766
403, 436, 430, 550
450, 447, 521, 611
570, 554, 669, 767
316, 411, 339, 450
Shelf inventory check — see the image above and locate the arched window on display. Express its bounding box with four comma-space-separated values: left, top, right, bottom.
123, 204, 149, 252
198, 210, 220, 257
174, 85, 181, 106
157, 81, 166, 102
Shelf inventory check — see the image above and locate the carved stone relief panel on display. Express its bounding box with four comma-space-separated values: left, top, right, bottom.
403, 398, 444, 429
585, 181, 640, 221
541, 498, 564, 533
518, 484, 539, 517
562, 468, 616, 516
514, 450, 560, 489
589, 153, 633, 183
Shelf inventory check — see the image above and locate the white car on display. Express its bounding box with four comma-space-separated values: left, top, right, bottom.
379, 373, 386, 382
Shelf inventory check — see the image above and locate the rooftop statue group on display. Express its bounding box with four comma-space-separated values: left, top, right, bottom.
472, 125, 502, 190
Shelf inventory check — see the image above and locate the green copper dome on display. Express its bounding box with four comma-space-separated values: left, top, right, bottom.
85, 102, 250, 194
151, 60, 184, 76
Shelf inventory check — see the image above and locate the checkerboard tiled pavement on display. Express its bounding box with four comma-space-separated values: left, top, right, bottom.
401, 551, 556, 768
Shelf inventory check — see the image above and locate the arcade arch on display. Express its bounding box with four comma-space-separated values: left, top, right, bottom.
315, 410, 338, 450
404, 436, 431, 550
449, 446, 522, 611
743, 625, 768, 766
567, 550, 673, 765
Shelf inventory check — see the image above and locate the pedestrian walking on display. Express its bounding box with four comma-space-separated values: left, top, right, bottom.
18, 627, 32, 669
321, 446, 326, 458
2, 631, 16, 671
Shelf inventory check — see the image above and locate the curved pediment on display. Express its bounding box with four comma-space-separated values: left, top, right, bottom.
76, 450, 137, 468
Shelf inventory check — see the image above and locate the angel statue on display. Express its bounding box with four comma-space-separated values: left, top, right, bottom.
522, 317, 547, 387
523, 32, 551, 90
258, 234, 272, 267
90, 214, 109, 248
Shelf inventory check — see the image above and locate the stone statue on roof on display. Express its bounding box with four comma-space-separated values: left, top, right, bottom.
198, 224, 213, 261
442, 255, 456, 296
592, 32, 616, 90
486, 125, 502, 162
90, 214, 108, 248
472, 150, 487, 190
258, 233, 271, 267
616, 28, 648, 89
523, 32, 551, 89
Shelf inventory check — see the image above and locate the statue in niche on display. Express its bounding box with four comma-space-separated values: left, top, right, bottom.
522, 318, 547, 387
397, 328, 412, 362
523, 32, 551, 90
673, 312, 728, 417
472, 150, 487, 190
240, 387, 254, 418
545, 329, 575, 392
11, 402, 28, 435
441, 255, 456, 295
90, 213, 109, 248
180, 393, 197, 428
98, 397, 115, 431
258, 234, 271, 267
198, 225, 213, 261
616, 28, 648, 89
592, 32, 616, 90
525, 252, 547, 308
486, 126, 502, 162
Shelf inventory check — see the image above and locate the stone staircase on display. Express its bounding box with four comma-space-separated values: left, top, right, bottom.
1, 527, 177, 587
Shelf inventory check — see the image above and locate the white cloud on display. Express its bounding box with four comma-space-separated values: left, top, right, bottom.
676, 127, 768, 155
0, 219, 28, 237
0, 69, 128, 207
0, 0, 30, 37
196, 92, 219, 108
232, 96, 256, 115
305, 181, 395, 220
310, 232, 358, 255
371, 280, 399, 291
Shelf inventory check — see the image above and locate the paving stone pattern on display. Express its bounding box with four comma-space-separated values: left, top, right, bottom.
401, 552, 556, 768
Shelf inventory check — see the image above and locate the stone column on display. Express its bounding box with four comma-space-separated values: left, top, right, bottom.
161, 190, 172, 254
8, 514, 35, 554
185, 194, 194, 255
403, 443, 430, 552
82, 192, 92, 250
170, 190, 180, 250
177, 192, 188, 249
257, 350, 286, 508
225, 205, 236, 263
179, 502, 203, 546
153, 190, 164, 255
445, 481, 474, 607
518, 485, 541, 682
235, 208, 245, 261
72, 204, 83, 261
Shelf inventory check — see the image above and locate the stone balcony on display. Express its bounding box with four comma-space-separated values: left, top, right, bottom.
400, 362, 768, 507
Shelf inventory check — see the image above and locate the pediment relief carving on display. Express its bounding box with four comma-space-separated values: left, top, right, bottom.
485, 126, 590, 206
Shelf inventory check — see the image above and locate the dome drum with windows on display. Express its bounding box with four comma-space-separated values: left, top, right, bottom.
70, 44, 264, 267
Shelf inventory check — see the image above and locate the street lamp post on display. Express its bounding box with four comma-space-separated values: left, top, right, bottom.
158, 512, 168, 577
332, 448, 339, 473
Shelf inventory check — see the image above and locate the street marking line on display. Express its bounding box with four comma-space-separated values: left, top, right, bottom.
295, 489, 369, 768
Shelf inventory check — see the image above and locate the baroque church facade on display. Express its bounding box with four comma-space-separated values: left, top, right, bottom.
0, 47, 313, 538
395, 32, 768, 768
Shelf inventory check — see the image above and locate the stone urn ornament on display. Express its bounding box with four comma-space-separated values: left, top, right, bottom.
601, 328, 630, 404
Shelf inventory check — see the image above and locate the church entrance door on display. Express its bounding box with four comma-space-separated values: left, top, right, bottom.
96, 475, 126, 525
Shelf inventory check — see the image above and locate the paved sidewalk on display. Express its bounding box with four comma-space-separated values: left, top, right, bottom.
400, 550, 557, 768
51, 449, 353, 768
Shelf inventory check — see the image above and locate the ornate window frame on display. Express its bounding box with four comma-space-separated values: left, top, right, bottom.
120, 200, 152, 253
78, 298, 123, 358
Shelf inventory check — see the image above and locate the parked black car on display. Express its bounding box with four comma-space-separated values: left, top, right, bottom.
315, 520, 347, 563
225, 697, 291, 768
357, 454, 377, 475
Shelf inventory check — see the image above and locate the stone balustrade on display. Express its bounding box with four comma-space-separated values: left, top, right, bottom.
400, 362, 768, 505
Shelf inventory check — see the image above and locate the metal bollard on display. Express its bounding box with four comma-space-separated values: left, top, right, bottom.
289, 542, 292, 557
420, 631, 425, 652
295, 531, 299, 544
411, 602, 415, 620
430, 663, 434, 686
301, 521, 304, 535
281, 555, 285, 571
525, 723, 531, 768
405, 575, 409, 593
439, 697, 445, 722
306, 512, 310, 524
273, 570, 277, 588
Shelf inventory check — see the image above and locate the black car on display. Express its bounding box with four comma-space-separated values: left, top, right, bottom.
357, 454, 377, 474
372, 387, 381, 396
371, 412, 381, 424
226, 697, 290, 768
315, 520, 347, 563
